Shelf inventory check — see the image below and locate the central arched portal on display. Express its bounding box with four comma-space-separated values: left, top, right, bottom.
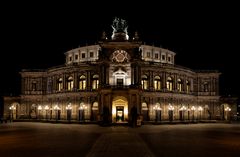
112, 96, 128, 123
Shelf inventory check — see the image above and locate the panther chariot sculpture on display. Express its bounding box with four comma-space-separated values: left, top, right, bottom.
111, 17, 129, 40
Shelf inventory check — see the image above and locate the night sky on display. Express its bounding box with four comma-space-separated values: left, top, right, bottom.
1, 2, 239, 98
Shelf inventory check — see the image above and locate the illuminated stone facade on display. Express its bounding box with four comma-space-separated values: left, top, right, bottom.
3, 18, 237, 123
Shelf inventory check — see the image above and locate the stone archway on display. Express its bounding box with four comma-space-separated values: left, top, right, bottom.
112, 96, 128, 123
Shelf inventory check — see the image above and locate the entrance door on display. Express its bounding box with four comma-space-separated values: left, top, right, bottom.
116, 106, 124, 122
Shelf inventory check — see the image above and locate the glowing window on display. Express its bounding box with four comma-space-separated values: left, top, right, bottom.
67, 76, 74, 91
154, 76, 161, 90
92, 75, 99, 90
141, 75, 148, 90
57, 78, 63, 91
79, 75, 86, 90
166, 77, 173, 91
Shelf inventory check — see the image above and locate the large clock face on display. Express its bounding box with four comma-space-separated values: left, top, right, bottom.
112, 50, 129, 63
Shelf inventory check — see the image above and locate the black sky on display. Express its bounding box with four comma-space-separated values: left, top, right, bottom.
1, 2, 239, 98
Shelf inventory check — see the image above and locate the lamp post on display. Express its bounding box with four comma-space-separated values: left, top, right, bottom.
79, 104, 87, 122
168, 104, 174, 122
53, 105, 60, 122
153, 105, 162, 122
198, 106, 203, 121
38, 105, 42, 120
191, 106, 196, 121
66, 103, 72, 122
224, 106, 231, 121
9, 105, 16, 122
44, 105, 49, 120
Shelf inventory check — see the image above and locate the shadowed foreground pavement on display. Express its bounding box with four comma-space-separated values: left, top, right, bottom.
0, 122, 240, 157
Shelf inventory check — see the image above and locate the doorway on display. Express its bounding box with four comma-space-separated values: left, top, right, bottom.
112, 96, 128, 123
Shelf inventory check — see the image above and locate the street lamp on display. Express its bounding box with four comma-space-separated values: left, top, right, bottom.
153, 104, 162, 122
44, 105, 49, 120
79, 104, 87, 122
224, 106, 231, 121
66, 103, 72, 122
168, 104, 174, 122
191, 106, 196, 121
53, 105, 60, 122
38, 105, 42, 120
9, 105, 16, 122
198, 106, 203, 120
179, 106, 187, 121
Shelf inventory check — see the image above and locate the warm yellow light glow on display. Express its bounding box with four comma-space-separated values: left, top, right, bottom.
66, 104, 72, 110
225, 106, 231, 111
44, 105, 49, 110
198, 106, 203, 111
53, 105, 60, 110
9, 105, 16, 110
168, 104, 174, 111
180, 106, 187, 111
38, 105, 42, 110
191, 106, 196, 111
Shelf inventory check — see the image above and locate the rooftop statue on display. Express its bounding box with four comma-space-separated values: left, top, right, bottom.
111, 17, 129, 40
112, 17, 128, 34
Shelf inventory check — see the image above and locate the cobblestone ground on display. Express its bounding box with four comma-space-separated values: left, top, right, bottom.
1, 122, 240, 157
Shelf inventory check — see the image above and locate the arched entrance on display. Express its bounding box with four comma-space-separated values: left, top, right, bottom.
112, 96, 128, 123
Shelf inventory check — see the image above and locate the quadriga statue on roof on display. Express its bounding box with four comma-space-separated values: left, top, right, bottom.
112, 17, 128, 34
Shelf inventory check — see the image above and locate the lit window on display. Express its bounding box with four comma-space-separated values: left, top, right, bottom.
166, 77, 173, 91
67, 76, 74, 91
141, 75, 148, 90
142, 102, 148, 110
177, 79, 183, 92
154, 76, 161, 90
92, 75, 99, 90
186, 80, 190, 93
79, 75, 86, 90
57, 78, 63, 91
92, 102, 98, 110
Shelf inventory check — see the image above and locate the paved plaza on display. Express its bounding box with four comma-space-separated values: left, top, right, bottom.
0, 122, 240, 157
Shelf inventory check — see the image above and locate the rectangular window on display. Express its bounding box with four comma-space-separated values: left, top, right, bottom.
162, 55, 165, 60
90, 52, 94, 57
82, 53, 85, 58
69, 57, 72, 61
168, 57, 171, 62
75, 55, 78, 60
155, 53, 158, 59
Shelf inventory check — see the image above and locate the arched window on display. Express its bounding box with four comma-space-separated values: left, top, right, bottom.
141, 75, 148, 90
92, 102, 98, 110
142, 102, 148, 110
186, 80, 190, 93
154, 76, 161, 90
92, 75, 99, 90
177, 79, 183, 92
67, 76, 74, 91
57, 78, 63, 91
166, 77, 173, 91
79, 75, 86, 90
